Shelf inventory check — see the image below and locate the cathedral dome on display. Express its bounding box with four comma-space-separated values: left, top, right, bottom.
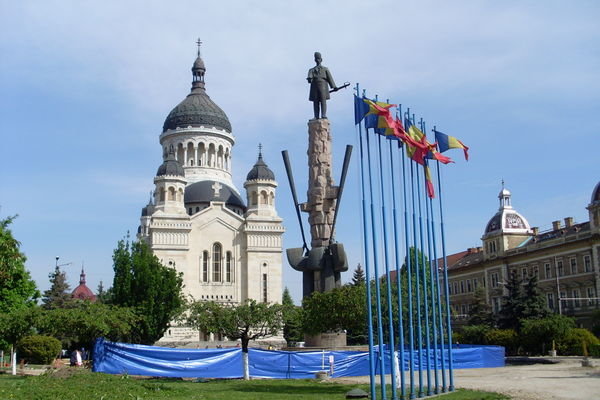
71, 268, 96, 302
484, 185, 531, 235
156, 145, 184, 177
162, 55, 232, 133
184, 180, 245, 209
591, 181, 600, 204
246, 150, 275, 181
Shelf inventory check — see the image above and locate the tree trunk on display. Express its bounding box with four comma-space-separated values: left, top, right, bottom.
242, 337, 250, 380
11, 346, 16, 376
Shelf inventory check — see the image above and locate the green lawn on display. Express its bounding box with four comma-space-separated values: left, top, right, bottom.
0, 369, 509, 400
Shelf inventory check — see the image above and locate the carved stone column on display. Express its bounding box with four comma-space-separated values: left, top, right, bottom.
304, 119, 337, 248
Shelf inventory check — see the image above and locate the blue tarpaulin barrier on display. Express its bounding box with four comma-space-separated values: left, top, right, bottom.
93, 338, 504, 378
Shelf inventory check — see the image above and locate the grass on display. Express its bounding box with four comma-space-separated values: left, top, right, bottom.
0, 369, 509, 400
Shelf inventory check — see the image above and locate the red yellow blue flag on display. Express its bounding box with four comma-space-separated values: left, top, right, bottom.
434, 129, 469, 161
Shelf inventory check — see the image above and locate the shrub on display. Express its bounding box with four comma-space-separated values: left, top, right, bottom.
559, 328, 600, 356
452, 331, 464, 345
520, 315, 575, 355
17, 335, 61, 364
590, 343, 600, 358
484, 329, 518, 355
461, 325, 489, 344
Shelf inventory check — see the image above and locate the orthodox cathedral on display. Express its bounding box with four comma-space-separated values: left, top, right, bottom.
137, 46, 285, 343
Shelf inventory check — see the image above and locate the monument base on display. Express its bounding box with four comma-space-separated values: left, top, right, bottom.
304, 331, 347, 348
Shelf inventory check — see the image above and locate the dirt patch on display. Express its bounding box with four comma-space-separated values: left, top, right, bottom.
42, 366, 90, 379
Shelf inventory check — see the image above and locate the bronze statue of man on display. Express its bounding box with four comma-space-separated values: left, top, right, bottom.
307, 52, 337, 119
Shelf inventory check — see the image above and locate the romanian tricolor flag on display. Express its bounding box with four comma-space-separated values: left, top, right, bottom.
434, 129, 469, 161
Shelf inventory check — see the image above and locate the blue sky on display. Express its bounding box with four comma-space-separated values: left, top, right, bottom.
1, 1, 598, 304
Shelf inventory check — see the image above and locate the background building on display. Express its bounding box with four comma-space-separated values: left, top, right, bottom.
447, 182, 600, 328
137, 49, 285, 343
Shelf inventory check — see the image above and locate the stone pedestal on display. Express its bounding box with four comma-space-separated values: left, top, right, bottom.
305, 331, 347, 348
304, 119, 337, 248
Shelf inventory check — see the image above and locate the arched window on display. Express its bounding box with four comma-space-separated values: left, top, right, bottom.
260, 190, 268, 205
168, 187, 176, 201
212, 243, 222, 282
226, 251, 233, 282
202, 251, 209, 282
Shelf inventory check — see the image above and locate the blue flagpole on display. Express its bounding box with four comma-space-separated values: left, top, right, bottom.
401, 112, 416, 399
435, 152, 455, 391
431, 125, 447, 392
355, 84, 376, 400
422, 122, 440, 395
408, 113, 423, 397
417, 118, 432, 396
389, 106, 406, 400
365, 92, 388, 399
378, 120, 398, 398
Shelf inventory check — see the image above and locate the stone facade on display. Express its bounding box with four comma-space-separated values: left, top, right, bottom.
137, 52, 284, 345
446, 183, 600, 328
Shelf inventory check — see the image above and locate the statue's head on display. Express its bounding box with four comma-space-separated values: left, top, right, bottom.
314, 52, 322, 64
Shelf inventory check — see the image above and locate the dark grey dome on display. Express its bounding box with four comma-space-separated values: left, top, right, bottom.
156, 145, 184, 177
592, 181, 600, 203
246, 153, 275, 181
162, 55, 231, 133
184, 180, 245, 209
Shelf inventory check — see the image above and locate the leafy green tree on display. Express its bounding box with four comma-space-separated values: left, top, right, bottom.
302, 284, 367, 344
109, 237, 185, 344
498, 271, 524, 330
559, 328, 599, 356
0, 215, 39, 314
282, 287, 302, 344
521, 314, 575, 355
42, 266, 72, 309
185, 300, 283, 380
351, 263, 366, 286
17, 335, 62, 364
468, 287, 494, 327
0, 307, 40, 374
95, 281, 112, 304
37, 302, 139, 351
0, 215, 39, 370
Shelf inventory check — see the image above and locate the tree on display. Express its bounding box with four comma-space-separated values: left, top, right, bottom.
0, 307, 40, 374
468, 287, 494, 327
498, 271, 524, 330
521, 314, 575, 355
282, 287, 302, 344
95, 281, 112, 304
351, 263, 366, 286
0, 215, 39, 314
302, 284, 367, 344
109, 237, 185, 344
42, 266, 72, 309
521, 275, 550, 320
0, 215, 39, 373
37, 302, 139, 351
185, 300, 283, 380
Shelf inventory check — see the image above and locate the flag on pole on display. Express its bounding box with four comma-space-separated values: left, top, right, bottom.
424, 162, 435, 198
434, 129, 469, 161
354, 95, 370, 125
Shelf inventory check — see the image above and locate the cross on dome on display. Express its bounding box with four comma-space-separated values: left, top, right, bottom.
212, 181, 223, 197
196, 38, 202, 57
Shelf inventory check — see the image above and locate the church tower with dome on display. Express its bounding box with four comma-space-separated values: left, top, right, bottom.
137, 44, 284, 344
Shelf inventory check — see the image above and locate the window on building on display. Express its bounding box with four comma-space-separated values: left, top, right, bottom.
460, 281, 465, 294
473, 278, 478, 290
521, 267, 527, 280
557, 260, 564, 277
226, 251, 232, 283
491, 272, 499, 288
584, 255, 592, 272
570, 258, 577, 274
212, 243, 222, 282
560, 291, 566, 309
547, 293, 554, 310
449, 283, 453, 295
466, 279, 472, 292
545, 263, 552, 279
587, 287, 596, 306
533, 266, 539, 278
461, 304, 467, 316
572, 289, 580, 308
262, 273, 268, 303
492, 297, 500, 313
202, 251, 209, 282
453, 282, 458, 295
